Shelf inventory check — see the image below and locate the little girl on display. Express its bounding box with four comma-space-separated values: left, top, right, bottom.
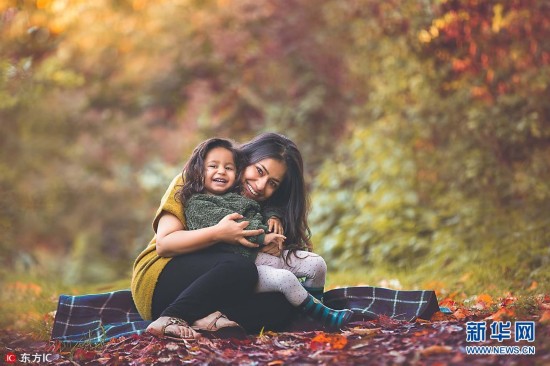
179, 137, 353, 331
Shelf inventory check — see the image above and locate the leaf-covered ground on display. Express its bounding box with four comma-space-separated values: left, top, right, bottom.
1, 294, 549, 365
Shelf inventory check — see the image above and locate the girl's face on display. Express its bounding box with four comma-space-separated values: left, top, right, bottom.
203, 147, 236, 195
241, 158, 286, 201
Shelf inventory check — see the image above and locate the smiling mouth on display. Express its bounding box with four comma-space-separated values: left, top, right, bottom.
213, 178, 228, 184
246, 182, 259, 197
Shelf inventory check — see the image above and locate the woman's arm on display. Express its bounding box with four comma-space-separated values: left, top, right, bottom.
187, 195, 267, 245
156, 212, 264, 257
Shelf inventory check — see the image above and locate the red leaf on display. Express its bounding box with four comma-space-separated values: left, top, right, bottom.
73, 348, 98, 362
439, 298, 458, 311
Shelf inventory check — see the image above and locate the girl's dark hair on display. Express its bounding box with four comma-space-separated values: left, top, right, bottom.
176, 138, 243, 203
239, 133, 312, 252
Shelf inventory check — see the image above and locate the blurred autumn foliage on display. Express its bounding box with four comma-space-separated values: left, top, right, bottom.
1, 0, 549, 289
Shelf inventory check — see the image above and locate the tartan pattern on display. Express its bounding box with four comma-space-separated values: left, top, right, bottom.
51, 286, 440, 344
323, 286, 440, 321
51, 290, 150, 344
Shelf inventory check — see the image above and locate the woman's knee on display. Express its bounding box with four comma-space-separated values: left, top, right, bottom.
219, 257, 258, 286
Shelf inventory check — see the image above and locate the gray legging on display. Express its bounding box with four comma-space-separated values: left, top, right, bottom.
255, 250, 327, 305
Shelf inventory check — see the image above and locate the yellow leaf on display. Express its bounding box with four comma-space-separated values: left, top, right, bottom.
420, 345, 453, 357
477, 293, 493, 304
349, 327, 381, 336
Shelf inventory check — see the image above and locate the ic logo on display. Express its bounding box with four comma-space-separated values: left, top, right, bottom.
4, 352, 17, 364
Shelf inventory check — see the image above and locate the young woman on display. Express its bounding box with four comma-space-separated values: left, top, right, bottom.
131, 133, 334, 340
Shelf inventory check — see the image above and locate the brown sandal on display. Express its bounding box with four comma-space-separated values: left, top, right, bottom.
192, 311, 247, 339
147, 316, 199, 341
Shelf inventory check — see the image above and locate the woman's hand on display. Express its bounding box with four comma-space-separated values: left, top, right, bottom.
215, 213, 263, 248
267, 217, 284, 235
155, 212, 262, 257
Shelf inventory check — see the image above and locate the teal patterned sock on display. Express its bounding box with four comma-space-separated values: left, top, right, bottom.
298, 294, 353, 331
303, 286, 324, 302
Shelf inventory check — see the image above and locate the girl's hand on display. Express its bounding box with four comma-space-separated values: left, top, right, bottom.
215, 213, 262, 248
267, 217, 284, 235
264, 233, 286, 250
260, 242, 282, 257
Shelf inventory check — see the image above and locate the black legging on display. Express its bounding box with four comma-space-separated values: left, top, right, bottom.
152, 247, 296, 333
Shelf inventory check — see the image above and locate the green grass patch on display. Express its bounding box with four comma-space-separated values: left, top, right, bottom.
0, 270, 131, 341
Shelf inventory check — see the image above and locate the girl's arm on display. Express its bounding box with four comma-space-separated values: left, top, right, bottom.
155, 212, 263, 257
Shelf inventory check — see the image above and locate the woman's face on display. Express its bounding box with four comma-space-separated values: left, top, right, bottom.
241, 158, 286, 201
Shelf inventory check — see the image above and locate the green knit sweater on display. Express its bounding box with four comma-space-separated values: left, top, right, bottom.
185, 193, 270, 260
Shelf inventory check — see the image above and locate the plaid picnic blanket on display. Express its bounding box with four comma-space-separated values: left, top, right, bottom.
323, 286, 440, 321
51, 287, 440, 344
51, 290, 150, 344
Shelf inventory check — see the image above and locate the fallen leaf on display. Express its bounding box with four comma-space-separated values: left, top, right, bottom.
439, 298, 458, 312
416, 318, 431, 324
528, 281, 538, 291
430, 311, 450, 322
73, 348, 98, 362
413, 329, 431, 337
539, 310, 550, 325
485, 307, 516, 321
453, 308, 470, 320
309, 333, 348, 350
420, 345, 453, 356
349, 327, 381, 336
378, 314, 402, 329
275, 349, 295, 357
477, 293, 493, 305
500, 294, 517, 307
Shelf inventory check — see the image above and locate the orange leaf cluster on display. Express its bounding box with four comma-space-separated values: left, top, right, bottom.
472, 293, 494, 310
429, 311, 451, 322
438, 298, 458, 312
485, 307, 516, 321
309, 333, 348, 351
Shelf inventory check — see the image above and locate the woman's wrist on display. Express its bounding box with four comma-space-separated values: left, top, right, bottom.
211, 222, 224, 243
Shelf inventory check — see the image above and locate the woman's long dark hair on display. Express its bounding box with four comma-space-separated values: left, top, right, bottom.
176, 138, 243, 203
239, 133, 312, 253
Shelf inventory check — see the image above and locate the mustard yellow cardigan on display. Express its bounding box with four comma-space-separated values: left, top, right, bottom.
131, 175, 185, 320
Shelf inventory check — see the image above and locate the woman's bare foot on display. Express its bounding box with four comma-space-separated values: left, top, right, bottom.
192, 311, 246, 339
147, 316, 200, 341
